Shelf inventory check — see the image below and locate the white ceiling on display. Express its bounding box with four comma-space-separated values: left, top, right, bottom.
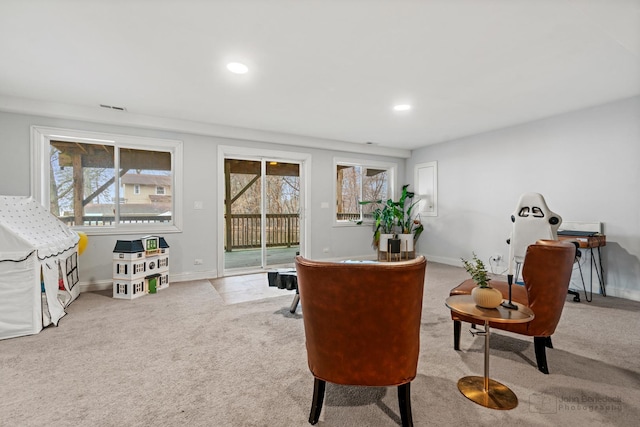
1, 0, 639, 153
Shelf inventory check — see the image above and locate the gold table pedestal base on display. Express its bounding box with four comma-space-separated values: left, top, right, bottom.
457, 376, 518, 410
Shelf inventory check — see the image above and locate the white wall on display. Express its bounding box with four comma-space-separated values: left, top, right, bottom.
407, 96, 640, 301
0, 111, 404, 289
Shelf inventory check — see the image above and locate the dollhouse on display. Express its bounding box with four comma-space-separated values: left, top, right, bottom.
112, 235, 169, 299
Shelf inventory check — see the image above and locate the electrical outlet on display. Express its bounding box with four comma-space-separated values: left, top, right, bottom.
491, 254, 502, 263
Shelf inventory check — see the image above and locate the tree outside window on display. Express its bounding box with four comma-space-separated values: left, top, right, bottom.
335, 159, 395, 223
32, 126, 182, 232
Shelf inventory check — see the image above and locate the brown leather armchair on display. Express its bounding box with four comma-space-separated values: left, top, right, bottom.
295, 256, 427, 427
450, 240, 575, 374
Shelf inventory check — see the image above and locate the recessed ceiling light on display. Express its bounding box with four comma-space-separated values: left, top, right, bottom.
393, 104, 412, 112
227, 62, 249, 74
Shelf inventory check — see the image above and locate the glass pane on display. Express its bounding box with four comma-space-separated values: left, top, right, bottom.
266, 161, 300, 267
224, 159, 262, 270
119, 148, 172, 225
336, 165, 361, 221
362, 168, 388, 219
49, 141, 115, 226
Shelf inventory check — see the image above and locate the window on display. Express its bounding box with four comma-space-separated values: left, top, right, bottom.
31, 126, 183, 233
334, 158, 396, 223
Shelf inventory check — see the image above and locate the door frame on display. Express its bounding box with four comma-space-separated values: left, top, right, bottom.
217, 145, 311, 276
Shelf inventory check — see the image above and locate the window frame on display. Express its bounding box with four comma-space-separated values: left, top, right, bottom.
333, 157, 397, 226
30, 125, 183, 235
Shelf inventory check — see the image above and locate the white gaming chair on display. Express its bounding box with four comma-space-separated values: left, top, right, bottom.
507, 192, 582, 302
507, 192, 561, 281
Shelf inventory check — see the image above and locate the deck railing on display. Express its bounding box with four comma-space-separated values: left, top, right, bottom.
225, 213, 299, 250
60, 212, 365, 251
59, 215, 172, 227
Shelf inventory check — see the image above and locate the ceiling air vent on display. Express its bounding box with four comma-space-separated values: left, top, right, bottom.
100, 104, 127, 111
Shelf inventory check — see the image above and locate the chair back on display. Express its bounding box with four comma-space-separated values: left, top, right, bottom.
508, 192, 562, 270
522, 240, 575, 336
295, 256, 426, 387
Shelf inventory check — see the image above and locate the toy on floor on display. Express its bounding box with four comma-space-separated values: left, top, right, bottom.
112, 235, 169, 300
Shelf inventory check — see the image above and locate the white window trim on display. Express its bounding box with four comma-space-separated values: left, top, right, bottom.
133, 184, 141, 195
333, 157, 397, 226
30, 125, 183, 235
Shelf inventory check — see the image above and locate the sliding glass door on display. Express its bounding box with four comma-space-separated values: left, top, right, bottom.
223, 157, 300, 272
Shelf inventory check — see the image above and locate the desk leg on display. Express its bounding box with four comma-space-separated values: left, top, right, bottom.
587, 247, 606, 298
457, 321, 519, 410
290, 291, 300, 313
595, 247, 606, 297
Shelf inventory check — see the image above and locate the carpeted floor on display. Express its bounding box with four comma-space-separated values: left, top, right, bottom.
0, 261, 638, 426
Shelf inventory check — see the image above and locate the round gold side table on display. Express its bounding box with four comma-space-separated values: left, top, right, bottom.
445, 294, 534, 410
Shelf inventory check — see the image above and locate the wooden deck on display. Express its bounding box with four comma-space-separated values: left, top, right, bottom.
224, 246, 300, 270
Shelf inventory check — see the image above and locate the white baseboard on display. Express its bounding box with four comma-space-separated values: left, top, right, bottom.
421, 254, 461, 267
171, 270, 218, 282
78, 269, 219, 293
607, 287, 640, 302
79, 280, 112, 293
573, 285, 640, 302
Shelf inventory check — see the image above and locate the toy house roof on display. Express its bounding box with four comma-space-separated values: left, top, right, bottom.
113, 239, 145, 253
0, 196, 79, 260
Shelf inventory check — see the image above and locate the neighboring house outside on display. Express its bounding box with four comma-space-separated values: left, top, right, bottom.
78, 173, 172, 225
121, 173, 172, 204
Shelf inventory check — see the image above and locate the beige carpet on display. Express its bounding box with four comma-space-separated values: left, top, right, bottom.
1, 262, 638, 427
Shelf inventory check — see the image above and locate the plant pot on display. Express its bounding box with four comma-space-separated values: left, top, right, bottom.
378, 234, 393, 252
388, 238, 401, 254
398, 233, 414, 252
471, 286, 503, 309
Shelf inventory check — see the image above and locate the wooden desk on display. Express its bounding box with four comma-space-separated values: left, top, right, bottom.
445, 295, 534, 410
558, 233, 606, 299
559, 233, 606, 249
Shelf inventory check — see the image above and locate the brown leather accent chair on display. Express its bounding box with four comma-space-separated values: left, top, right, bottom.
295, 256, 427, 427
450, 240, 575, 374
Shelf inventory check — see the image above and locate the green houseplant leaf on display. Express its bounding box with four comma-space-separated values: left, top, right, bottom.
461, 253, 491, 288
358, 184, 424, 248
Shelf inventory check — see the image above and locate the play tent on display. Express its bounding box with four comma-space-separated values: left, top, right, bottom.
0, 196, 80, 340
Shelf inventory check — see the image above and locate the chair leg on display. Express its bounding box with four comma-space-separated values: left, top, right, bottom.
545, 336, 553, 349
568, 289, 581, 303
308, 378, 326, 425
453, 320, 461, 350
397, 383, 413, 427
534, 337, 550, 374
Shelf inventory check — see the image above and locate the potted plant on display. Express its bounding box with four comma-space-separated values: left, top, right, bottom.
394, 184, 423, 254
461, 253, 503, 308
357, 198, 396, 249
357, 184, 424, 256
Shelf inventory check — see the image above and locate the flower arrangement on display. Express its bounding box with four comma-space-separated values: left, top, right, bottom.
461, 253, 491, 288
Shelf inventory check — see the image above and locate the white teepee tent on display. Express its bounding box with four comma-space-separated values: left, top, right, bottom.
0, 196, 80, 340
